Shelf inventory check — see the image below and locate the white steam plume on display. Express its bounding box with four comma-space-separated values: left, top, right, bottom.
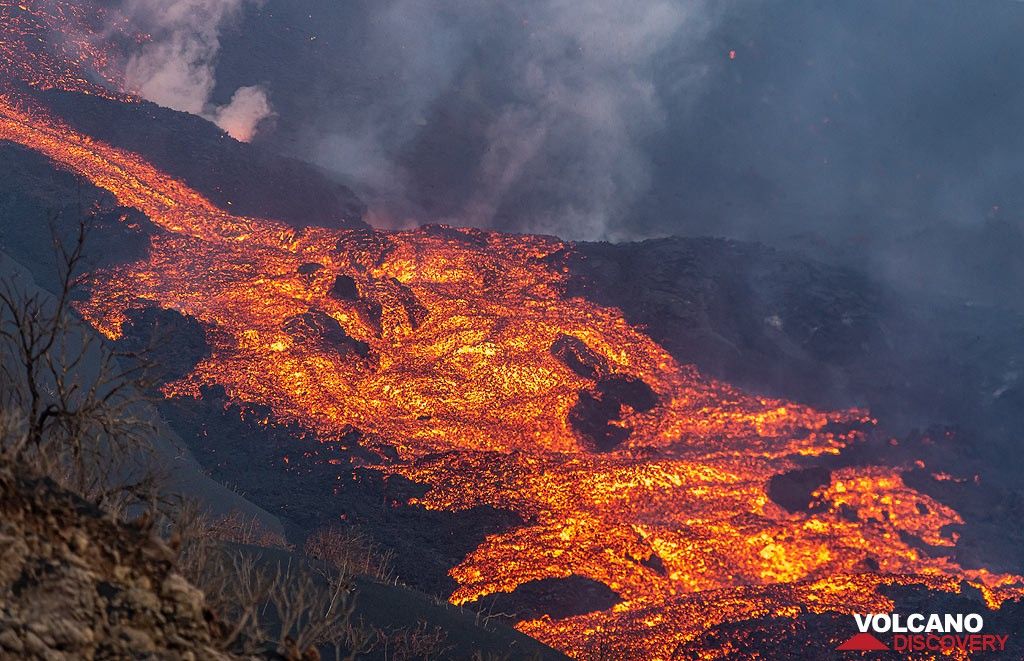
462, 1, 702, 239
211, 85, 272, 142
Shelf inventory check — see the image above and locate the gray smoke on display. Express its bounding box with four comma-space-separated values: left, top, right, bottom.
121, 0, 273, 141
298, 0, 722, 239
194, 0, 1024, 306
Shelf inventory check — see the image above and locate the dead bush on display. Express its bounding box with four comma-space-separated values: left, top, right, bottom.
199, 550, 372, 659
304, 525, 396, 584
171, 503, 372, 659
372, 621, 451, 661
207, 509, 292, 549
0, 216, 159, 514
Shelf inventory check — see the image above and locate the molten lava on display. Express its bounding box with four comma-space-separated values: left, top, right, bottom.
2, 4, 1023, 658
0, 0, 130, 99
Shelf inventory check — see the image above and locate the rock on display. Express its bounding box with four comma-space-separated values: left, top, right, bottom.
47, 617, 93, 647
122, 586, 162, 613
69, 530, 89, 553
21, 630, 45, 655
161, 574, 205, 618
568, 375, 658, 452
297, 262, 323, 276
767, 467, 831, 513
116, 626, 155, 653
328, 273, 360, 301
0, 467, 236, 659
0, 628, 24, 653
568, 391, 632, 452
356, 299, 384, 334
282, 309, 370, 359
550, 335, 609, 380
596, 375, 658, 413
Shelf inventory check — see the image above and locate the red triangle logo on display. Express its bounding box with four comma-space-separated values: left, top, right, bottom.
836, 632, 890, 651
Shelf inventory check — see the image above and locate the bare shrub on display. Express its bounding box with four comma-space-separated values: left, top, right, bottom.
199, 551, 371, 659
0, 217, 158, 514
304, 525, 397, 583
171, 503, 372, 659
1, 217, 385, 660
207, 509, 292, 549
472, 600, 516, 631
470, 653, 535, 661
373, 621, 451, 661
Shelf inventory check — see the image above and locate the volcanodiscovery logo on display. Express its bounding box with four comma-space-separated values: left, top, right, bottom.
836, 612, 1010, 653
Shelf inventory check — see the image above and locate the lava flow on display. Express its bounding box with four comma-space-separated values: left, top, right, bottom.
0, 0, 130, 99
3, 5, 1024, 658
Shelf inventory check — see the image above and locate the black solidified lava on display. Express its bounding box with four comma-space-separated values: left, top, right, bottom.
569, 375, 659, 452
767, 466, 831, 513
118, 306, 210, 382
328, 273, 360, 301
468, 575, 622, 624
282, 308, 370, 358
550, 334, 609, 380
161, 387, 525, 597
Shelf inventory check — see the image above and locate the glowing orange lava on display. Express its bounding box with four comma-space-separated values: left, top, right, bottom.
0, 0, 132, 99
2, 5, 1023, 658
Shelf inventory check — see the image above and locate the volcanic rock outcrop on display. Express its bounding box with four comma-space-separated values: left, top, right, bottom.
550, 334, 609, 380
568, 375, 659, 452
0, 467, 232, 660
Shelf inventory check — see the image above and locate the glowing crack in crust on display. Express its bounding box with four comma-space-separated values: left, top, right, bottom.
2, 4, 1023, 658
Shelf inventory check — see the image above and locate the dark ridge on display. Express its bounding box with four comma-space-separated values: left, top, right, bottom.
35, 88, 367, 231
565, 236, 1024, 453
0, 143, 155, 290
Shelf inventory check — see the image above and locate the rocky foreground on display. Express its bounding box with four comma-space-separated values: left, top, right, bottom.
0, 467, 235, 660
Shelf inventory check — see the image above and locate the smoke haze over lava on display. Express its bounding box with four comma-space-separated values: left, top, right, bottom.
207, 0, 1024, 307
